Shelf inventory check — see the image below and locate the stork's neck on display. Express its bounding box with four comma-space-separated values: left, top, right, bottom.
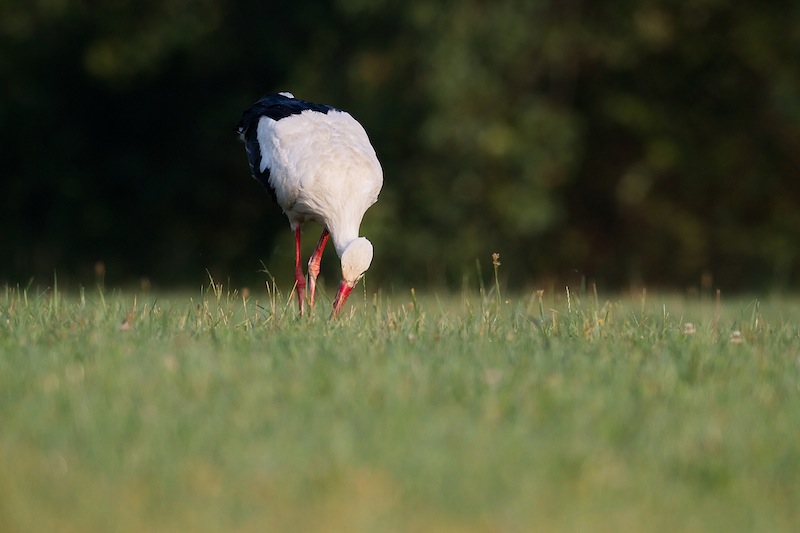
331, 232, 359, 258
328, 220, 360, 258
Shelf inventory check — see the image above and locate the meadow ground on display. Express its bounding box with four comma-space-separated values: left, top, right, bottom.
2, 277, 800, 532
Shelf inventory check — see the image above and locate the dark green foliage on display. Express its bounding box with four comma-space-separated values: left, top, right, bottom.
2, 0, 799, 289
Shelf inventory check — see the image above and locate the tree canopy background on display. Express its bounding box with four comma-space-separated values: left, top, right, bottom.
2, 0, 800, 291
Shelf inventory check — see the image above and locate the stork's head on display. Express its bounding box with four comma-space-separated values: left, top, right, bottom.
332, 237, 373, 317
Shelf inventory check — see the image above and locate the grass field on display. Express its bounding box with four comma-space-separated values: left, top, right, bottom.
2, 275, 800, 532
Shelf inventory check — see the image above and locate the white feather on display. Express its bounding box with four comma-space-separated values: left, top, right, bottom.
256, 108, 383, 256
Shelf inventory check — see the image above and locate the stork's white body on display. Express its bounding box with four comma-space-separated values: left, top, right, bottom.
237, 92, 383, 317
255, 109, 382, 256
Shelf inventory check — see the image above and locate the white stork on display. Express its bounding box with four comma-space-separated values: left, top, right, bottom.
236, 92, 383, 318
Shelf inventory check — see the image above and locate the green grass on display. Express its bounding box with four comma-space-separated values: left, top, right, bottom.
2, 279, 800, 532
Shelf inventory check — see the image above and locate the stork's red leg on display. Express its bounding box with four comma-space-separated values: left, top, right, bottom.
307, 228, 330, 308
294, 226, 306, 316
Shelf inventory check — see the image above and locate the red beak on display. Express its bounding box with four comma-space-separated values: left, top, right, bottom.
331, 280, 355, 318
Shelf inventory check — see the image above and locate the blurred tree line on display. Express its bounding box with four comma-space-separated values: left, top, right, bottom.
2, 0, 799, 291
